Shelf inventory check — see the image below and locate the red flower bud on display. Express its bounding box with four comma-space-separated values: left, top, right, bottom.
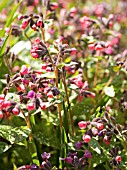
21, 20, 29, 29
78, 121, 88, 129
97, 123, 104, 130
12, 107, 20, 115
115, 156, 122, 162
82, 134, 91, 143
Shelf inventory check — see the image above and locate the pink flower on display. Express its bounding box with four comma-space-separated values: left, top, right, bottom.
78, 121, 88, 129
20, 65, 29, 76
37, 19, 43, 27
96, 123, 104, 130
88, 44, 95, 51
40, 103, 46, 110
21, 20, 29, 29
31, 53, 39, 59
103, 136, 110, 145
84, 150, 92, 158
115, 156, 122, 162
0, 111, 3, 119
70, 48, 77, 55
12, 107, 20, 115
82, 134, 91, 143
27, 102, 35, 111
50, 2, 59, 10
2, 101, 11, 109
27, 91, 35, 99
95, 44, 103, 51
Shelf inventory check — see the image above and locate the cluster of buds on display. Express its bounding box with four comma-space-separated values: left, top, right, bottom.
0, 94, 20, 119
78, 111, 123, 145
68, 76, 95, 102
18, 13, 44, 31
109, 147, 122, 170
30, 38, 48, 59
18, 152, 52, 170
61, 151, 91, 170
0, 65, 62, 119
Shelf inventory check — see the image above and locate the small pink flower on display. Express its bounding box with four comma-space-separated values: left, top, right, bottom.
41, 64, 47, 70
40, 103, 46, 110
82, 134, 91, 143
115, 156, 122, 162
62, 157, 73, 164
47, 91, 53, 98
95, 44, 103, 51
2, 101, 11, 109
12, 107, 20, 115
34, 0, 39, 6
103, 136, 110, 145
88, 44, 95, 51
17, 84, 25, 92
96, 123, 104, 130
32, 24, 37, 31
70, 48, 77, 55
0, 111, 3, 119
84, 150, 92, 158
35, 37, 41, 43
20, 65, 29, 76
37, 19, 43, 27
21, 20, 29, 29
78, 121, 88, 129
27, 91, 35, 99
27, 102, 35, 111
31, 53, 39, 59
50, 2, 59, 10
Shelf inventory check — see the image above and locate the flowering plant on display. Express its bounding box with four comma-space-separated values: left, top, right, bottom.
0, 0, 127, 170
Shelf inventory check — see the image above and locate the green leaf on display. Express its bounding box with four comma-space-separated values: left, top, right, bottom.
5, 0, 22, 27
0, 125, 31, 144
0, 34, 10, 57
104, 86, 115, 97
1, 0, 23, 36
92, 153, 106, 168
88, 138, 101, 154
0, 142, 11, 154
0, 0, 8, 12
113, 66, 120, 72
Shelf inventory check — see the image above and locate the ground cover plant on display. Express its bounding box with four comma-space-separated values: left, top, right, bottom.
0, 0, 127, 169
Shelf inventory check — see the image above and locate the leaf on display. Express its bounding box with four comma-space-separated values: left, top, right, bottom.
33, 132, 60, 149
0, 142, 11, 154
0, 125, 31, 144
72, 98, 93, 116
104, 86, 115, 97
113, 66, 120, 72
0, 0, 8, 13
5, 0, 23, 28
88, 138, 101, 154
0, 34, 10, 57
0, 0, 22, 37
92, 153, 106, 168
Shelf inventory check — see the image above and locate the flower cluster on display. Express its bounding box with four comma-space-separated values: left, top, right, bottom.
78, 111, 123, 145
61, 151, 92, 170
18, 152, 52, 170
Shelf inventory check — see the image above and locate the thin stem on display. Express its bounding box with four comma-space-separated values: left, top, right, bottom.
40, 27, 45, 43
54, 66, 63, 129
4, 55, 13, 75
62, 73, 74, 136
24, 32, 32, 44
